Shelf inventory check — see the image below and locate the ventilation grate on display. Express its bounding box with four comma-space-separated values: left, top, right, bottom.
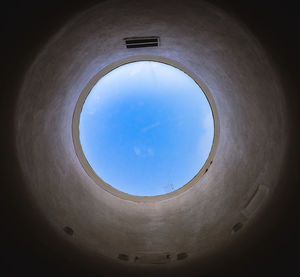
133, 253, 170, 264
177, 252, 188, 260
124, 36, 160, 48
118, 253, 129, 261
63, 226, 74, 236
232, 222, 243, 233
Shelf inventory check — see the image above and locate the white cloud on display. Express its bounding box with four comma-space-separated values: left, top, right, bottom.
203, 112, 214, 130
133, 146, 154, 157
134, 147, 141, 156
141, 122, 160, 132
147, 148, 154, 156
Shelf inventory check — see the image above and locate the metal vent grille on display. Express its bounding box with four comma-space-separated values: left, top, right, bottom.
124, 36, 160, 48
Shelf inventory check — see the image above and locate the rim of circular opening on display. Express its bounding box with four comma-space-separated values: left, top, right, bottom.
72, 55, 220, 202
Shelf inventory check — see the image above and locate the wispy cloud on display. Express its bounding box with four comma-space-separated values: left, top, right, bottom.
129, 63, 143, 76
147, 148, 154, 156
141, 122, 160, 132
203, 112, 214, 130
133, 146, 154, 157
134, 147, 141, 156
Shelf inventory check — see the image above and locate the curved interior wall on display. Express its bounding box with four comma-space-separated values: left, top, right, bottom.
14, 0, 289, 272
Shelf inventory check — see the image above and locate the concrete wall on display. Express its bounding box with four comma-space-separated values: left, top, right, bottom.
2, 0, 299, 276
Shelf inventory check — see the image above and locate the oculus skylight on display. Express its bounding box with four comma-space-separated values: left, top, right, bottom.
78, 61, 214, 196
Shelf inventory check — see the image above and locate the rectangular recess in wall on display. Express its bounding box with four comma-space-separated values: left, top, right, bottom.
124, 36, 160, 48
134, 252, 170, 264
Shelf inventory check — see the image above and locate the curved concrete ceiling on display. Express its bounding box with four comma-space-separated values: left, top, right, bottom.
15, 0, 289, 266
2, 0, 300, 276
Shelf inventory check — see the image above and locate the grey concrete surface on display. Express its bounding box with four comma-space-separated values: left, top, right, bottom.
14, 0, 289, 269
2, 0, 297, 276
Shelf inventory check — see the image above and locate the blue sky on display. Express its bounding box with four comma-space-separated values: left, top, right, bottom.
79, 61, 214, 196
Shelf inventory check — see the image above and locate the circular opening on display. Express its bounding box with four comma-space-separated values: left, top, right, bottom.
73, 57, 218, 200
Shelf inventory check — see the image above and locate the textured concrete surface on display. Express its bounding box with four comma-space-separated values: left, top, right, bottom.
14, 0, 289, 269
3, 0, 299, 276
